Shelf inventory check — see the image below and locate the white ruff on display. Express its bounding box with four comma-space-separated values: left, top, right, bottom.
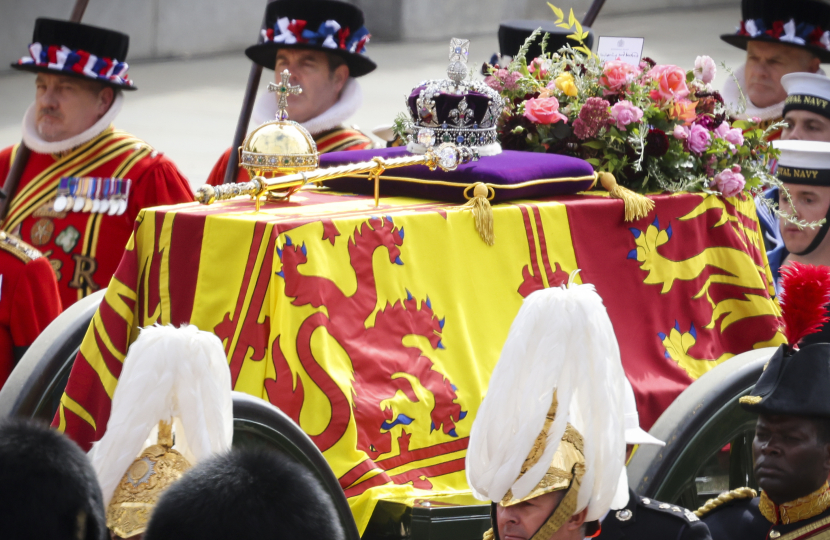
722, 64, 826, 121
250, 76, 362, 135
21, 93, 124, 155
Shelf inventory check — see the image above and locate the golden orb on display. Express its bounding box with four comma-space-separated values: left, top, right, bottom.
239, 119, 319, 177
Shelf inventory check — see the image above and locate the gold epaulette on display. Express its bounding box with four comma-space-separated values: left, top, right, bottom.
695, 487, 757, 518
0, 231, 42, 263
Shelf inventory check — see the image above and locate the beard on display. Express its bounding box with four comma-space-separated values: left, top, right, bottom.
36, 108, 65, 140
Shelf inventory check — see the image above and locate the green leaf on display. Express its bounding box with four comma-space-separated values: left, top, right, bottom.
548, 2, 564, 21
732, 120, 752, 130
567, 33, 581, 41
568, 8, 576, 27
574, 20, 583, 37
582, 140, 606, 149
557, 22, 571, 29
575, 45, 592, 56
586, 158, 602, 166
686, 71, 694, 83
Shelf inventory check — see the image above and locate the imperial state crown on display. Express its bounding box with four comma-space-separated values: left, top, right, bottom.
405, 38, 505, 156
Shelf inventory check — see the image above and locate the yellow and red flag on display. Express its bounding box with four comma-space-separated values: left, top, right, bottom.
54, 189, 782, 533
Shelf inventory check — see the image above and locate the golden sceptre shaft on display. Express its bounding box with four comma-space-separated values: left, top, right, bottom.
196, 143, 477, 210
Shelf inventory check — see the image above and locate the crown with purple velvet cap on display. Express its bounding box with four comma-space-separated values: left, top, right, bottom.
404, 38, 506, 157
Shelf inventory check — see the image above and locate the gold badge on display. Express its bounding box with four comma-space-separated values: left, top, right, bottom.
30, 219, 55, 246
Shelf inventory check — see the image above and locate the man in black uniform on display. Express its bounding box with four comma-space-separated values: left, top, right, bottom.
597, 378, 712, 539
700, 264, 830, 539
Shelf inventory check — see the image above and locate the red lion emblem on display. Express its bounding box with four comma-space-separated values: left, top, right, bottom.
269, 216, 465, 459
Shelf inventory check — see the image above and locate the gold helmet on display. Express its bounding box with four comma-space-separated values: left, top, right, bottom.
106, 421, 191, 538
88, 325, 234, 540
466, 281, 629, 538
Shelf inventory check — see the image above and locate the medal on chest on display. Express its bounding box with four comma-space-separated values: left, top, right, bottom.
53, 177, 131, 216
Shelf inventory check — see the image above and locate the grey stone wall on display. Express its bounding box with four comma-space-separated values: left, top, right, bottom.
0, 0, 737, 73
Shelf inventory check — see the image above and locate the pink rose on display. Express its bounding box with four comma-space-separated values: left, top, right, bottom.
713, 122, 745, 146
649, 64, 690, 101
694, 55, 717, 84
724, 127, 744, 146
523, 97, 568, 124
610, 100, 643, 130
600, 60, 640, 95
712, 168, 746, 197
687, 123, 711, 154
673, 125, 690, 139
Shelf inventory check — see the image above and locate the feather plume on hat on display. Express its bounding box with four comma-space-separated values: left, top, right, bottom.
88, 324, 234, 508
466, 280, 629, 522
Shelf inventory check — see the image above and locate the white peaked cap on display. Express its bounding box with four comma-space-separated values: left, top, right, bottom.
466, 280, 629, 522
623, 377, 665, 447
89, 324, 234, 506
773, 140, 830, 170
782, 72, 830, 102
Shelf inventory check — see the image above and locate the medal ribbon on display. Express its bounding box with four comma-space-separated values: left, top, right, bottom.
3, 128, 147, 232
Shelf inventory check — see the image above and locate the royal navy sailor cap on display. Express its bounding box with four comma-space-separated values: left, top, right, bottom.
773, 140, 830, 186
782, 73, 830, 120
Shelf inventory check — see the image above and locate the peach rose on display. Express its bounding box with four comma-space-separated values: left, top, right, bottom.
649, 64, 689, 101
600, 60, 640, 95
670, 99, 698, 125
523, 97, 568, 124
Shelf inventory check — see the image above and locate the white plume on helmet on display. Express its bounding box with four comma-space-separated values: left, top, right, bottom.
88, 324, 234, 506
465, 280, 629, 521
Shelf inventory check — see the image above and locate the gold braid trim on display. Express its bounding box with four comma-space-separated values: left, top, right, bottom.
695, 487, 757, 517
482, 528, 495, 540
760, 483, 830, 525
529, 475, 582, 540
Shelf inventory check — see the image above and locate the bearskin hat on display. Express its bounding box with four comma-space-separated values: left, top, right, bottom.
143, 448, 345, 540
0, 418, 107, 540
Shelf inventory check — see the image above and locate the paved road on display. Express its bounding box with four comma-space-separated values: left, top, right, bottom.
0, 4, 748, 188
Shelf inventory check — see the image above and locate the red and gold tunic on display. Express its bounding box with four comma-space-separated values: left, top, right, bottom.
0, 232, 61, 388
205, 125, 373, 186
0, 127, 193, 309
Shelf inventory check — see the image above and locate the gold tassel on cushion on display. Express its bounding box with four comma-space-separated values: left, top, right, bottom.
598, 172, 654, 222
462, 182, 495, 246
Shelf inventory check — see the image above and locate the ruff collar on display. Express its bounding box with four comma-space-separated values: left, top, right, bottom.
759, 482, 830, 525
250, 77, 362, 135
21, 93, 124, 155
723, 64, 826, 122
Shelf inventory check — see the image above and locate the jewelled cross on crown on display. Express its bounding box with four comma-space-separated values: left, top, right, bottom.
267, 69, 303, 120
447, 38, 470, 84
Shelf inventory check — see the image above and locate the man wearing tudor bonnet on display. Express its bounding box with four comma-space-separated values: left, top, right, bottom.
0, 19, 193, 309
207, 0, 376, 186
720, 0, 830, 139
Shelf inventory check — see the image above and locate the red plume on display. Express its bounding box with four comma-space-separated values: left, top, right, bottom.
778, 262, 830, 347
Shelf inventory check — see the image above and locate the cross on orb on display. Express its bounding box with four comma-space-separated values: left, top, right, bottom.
267, 69, 302, 120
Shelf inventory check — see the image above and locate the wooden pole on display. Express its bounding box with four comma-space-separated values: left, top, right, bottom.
0, 0, 91, 225
222, 0, 277, 184
581, 0, 608, 27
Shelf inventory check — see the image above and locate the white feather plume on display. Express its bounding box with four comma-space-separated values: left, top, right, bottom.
466, 283, 628, 522
88, 324, 234, 506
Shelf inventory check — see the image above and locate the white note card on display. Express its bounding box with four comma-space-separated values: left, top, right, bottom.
596, 36, 645, 66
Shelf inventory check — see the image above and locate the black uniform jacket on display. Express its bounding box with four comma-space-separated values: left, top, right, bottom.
703, 496, 830, 539
597, 488, 712, 540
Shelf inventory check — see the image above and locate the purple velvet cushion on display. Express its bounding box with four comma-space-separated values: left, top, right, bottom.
319, 147, 596, 202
